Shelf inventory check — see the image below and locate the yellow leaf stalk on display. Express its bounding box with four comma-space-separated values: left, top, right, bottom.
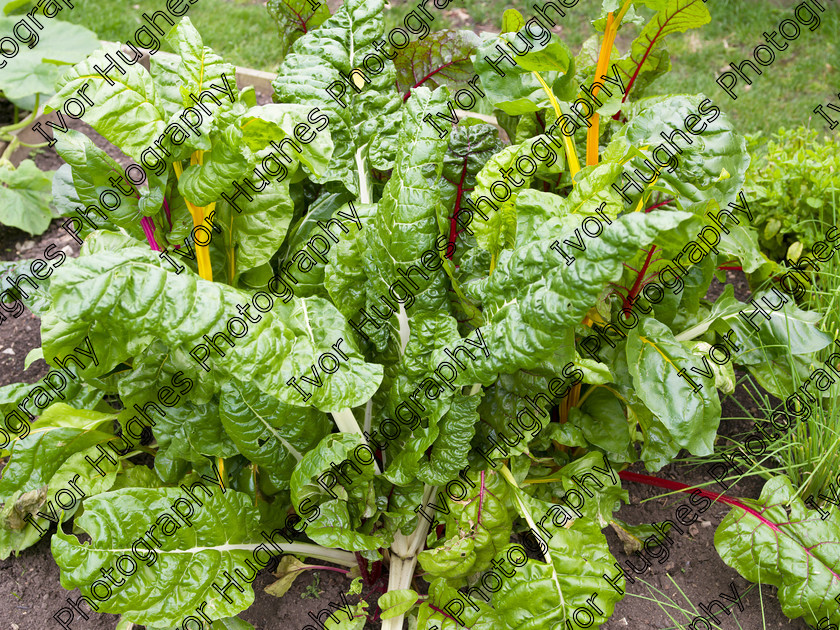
173, 152, 214, 281
533, 70, 580, 181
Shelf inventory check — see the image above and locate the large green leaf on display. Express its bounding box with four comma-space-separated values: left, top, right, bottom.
0, 404, 117, 502
419, 472, 623, 629
625, 318, 721, 469
469, 134, 565, 258
0, 442, 120, 558
415, 578, 501, 629
40, 233, 383, 411
325, 201, 376, 317
219, 378, 332, 490
613, 0, 711, 103
289, 433, 386, 551
715, 476, 840, 628
152, 17, 236, 117
473, 30, 574, 115
0, 18, 98, 103
152, 399, 239, 466
418, 468, 514, 580
461, 210, 696, 384
616, 94, 749, 214
49, 44, 168, 162
359, 86, 452, 348
53, 130, 145, 238
52, 485, 267, 626
271, 0, 401, 189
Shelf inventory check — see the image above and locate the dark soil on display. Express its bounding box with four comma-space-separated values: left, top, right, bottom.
0, 104, 814, 630
0, 99, 18, 127
0, 221, 79, 387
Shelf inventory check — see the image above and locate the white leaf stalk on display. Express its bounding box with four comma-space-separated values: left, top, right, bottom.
282, 543, 358, 567
95, 542, 356, 567
332, 407, 381, 475
369, 192, 419, 628
225, 542, 357, 567
364, 398, 373, 434
332, 407, 364, 436
356, 144, 371, 205
382, 484, 435, 630
397, 302, 410, 354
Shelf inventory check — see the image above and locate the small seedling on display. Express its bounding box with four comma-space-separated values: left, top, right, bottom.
301, 572, 323, 600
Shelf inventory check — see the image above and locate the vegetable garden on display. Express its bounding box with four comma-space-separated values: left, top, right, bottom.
0, 0, 839, 628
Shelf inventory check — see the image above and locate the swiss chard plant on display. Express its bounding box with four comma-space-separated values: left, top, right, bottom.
2, 1, 839, 629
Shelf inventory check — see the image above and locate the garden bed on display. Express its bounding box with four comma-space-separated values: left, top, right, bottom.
0, 214, 810, 628
1, 1, 837, 628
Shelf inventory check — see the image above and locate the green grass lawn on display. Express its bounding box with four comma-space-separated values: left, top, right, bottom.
56, 0, 839, 134
57, 0, 283, 73
646, 0, 840, 135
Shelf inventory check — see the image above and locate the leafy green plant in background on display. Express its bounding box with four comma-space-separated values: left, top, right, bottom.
743, 127, 840, 262
0, 2, 838, 630
0, 159, 53, 234
0, 11, 98, 234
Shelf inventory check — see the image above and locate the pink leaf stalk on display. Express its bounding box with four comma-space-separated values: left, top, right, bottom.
163, 197, 173, 229
141, 216, 162, 251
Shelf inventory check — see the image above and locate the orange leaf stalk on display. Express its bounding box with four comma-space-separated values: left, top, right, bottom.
586, 0, 633, 166
559, 314, 595, 424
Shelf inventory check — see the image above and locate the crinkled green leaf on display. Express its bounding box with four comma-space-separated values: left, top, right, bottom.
0, 442, 119, 558
418, 468, 514, 580
625, 317, 721, 469
53, 130, 144, 238
157, 17, 236, 116
52, 485, 267, 626
715, 476, 840, 628
41, 234, 383, 412
325, 202, 375, 316
272, 0, 401, 188
49, 44, 167, 162
360, 86, 452, 349
0, 404, 117, 501
470, 134, 564, 259
219, 378, 331, 490
462, 211, 696, 384
616, 95, 748, 215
